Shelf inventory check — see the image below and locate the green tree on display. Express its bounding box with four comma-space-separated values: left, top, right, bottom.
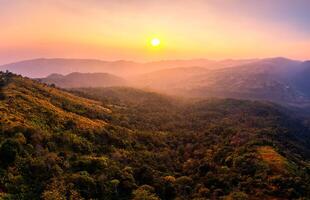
132, 186, 160, 200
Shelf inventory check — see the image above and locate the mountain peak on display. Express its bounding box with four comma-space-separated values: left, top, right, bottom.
262, 57, 300, 64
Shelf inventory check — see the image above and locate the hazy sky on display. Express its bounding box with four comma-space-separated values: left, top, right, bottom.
0, 0, 309, 64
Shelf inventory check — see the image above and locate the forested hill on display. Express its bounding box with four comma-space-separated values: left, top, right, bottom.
0, 72, 309, 199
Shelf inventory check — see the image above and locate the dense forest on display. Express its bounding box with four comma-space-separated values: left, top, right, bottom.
0, 72, 310, 199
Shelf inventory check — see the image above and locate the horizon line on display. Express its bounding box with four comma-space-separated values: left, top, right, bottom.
1, 56, 309, 66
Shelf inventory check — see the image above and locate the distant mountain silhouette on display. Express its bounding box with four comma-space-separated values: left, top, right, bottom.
133, 58, 310, 105
3, 57, 310, 105
39, 72, 127, 88
0, 58, 257, 78
0, 58, 141, 78
292, 61, 310, 97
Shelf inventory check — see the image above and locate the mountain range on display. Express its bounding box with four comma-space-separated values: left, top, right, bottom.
0, 58, 257, 78
134, 57, 310, 104
23, 57, 310, 106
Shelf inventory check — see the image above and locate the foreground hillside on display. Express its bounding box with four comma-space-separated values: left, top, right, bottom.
0, 72, 310, 199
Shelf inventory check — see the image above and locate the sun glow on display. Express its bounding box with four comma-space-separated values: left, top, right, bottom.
151, 38, 160, 47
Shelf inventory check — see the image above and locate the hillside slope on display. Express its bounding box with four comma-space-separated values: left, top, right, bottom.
73, 87, 310, 199
0, 72, 110, 131
0, 73, 309, 199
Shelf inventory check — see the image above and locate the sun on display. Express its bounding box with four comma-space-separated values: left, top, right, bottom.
151, 38, 160, 47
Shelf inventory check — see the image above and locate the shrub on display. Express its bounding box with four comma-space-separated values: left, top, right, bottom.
0, 139, 20, 167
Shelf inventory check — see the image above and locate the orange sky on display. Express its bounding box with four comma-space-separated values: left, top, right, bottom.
0, 0, 309, 64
